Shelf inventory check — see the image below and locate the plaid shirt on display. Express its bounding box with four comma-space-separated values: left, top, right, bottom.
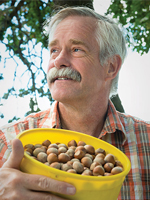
0, 100, 150, 200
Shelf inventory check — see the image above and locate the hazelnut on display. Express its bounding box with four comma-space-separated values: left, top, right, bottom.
67, 169, 77, 173
67, 161, 74, 166
104, 172, 112, 176
93, 157, 105, 165
93, 165, 105, 176
47, 147, 58, 155
44, 162, 50, 166
115, 160, 123, 168
90, 162, 100, 171
66, 149, 75, 159
58, 153, 70, 163
61, 163, 73, 171
71, 158, 80, 163
68, 140, 77, 147
47, 153, 58, 164
30, 156, 37, 160
37, 152, 47, 163
111, 166, 123, 175
84, 153, 94, 160
58, 147, 67, 154
48, 143, 58, 149
42, 140, 51, 147
25, 148, 33, 155
75, 146, 86, 154
95, 148, 106, 156
95, 153, 105, 159
24, 139, 124, 177
82, 169, 92, 176
34, 144, 42, 148
68, 146, 76, 151
104, 154, 116, 165
33, 148, 45, 157
84, 145, 95, 154
40, 146, 47, 152
77, 141, 86, 146
74, 150, 85, 159
50, 162, 61, 169
58, 143, 68, 149
73, 161, 84, 174
104, 163, 114, 173
81, 157, 92, 168
24, 144, 35, 151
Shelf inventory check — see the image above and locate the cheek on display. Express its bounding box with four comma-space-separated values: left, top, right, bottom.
47, 59, 54, 73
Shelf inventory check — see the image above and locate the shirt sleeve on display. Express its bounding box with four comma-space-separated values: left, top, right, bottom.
0, 108, 53, 167
0, 119, 28, 167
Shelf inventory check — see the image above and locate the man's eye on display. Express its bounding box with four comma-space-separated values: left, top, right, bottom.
50, 48, 58, 54
74, 48, 80, 52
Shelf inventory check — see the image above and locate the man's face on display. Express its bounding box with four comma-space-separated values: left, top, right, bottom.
47, 16, 108, 103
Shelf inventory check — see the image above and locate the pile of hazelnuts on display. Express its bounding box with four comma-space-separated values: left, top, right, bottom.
24, 139, 123, 176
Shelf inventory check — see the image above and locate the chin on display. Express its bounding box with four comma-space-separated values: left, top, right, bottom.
52, 92, 78, 104
51, 92, 69, 101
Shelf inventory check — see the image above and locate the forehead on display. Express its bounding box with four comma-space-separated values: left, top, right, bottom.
49, 16, 98, 44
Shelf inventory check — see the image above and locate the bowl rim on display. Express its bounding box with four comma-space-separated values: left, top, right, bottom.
17, 128, 131, 181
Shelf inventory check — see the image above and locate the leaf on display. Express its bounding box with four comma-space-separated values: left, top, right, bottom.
2, 93, 9, 99
0, 73, 4, 80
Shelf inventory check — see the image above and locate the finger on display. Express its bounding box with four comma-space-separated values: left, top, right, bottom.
21, 190, 69, 200
2, 138, 24, 169
23, 173, 76, 196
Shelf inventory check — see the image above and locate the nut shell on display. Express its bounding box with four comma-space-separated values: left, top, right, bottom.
47, 153, 58, 164
84, 145, 95, 154
111, 166, 123, 175
58, 153, 70, 163
73, 161, 84, 174
104, 154, 116, 165
81, 157, 92, 168
68, 140, 77, 147
37, 152, 47, 163
93, 165, 105, 176
42, 140, 51, 147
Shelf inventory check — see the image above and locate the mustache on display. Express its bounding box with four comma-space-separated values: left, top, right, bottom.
47, 67, 81, 83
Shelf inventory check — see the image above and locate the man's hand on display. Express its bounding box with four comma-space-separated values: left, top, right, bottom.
0, 139, 76, 200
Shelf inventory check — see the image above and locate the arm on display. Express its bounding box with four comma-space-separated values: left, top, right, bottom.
0, 139, 76, 200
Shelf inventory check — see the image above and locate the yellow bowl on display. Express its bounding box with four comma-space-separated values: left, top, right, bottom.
16, 128, 131, 200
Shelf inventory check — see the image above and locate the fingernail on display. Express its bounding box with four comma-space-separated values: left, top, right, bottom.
67, 186, 76, 195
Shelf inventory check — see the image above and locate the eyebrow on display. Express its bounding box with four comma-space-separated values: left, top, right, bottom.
48, 39, 58, 48
69, 39, 89, 50
48, 39, 89, 50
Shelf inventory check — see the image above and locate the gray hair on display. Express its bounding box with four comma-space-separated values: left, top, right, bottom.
44, 6, 127, 97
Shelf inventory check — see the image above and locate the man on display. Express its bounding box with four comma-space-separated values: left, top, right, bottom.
0, 6, 150, 200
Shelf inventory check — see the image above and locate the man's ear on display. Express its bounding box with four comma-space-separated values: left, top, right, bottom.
105, 55, 122, 80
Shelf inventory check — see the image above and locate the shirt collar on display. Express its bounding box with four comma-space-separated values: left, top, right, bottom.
100, 100, 127, 144
44, 100, 127, 144
42, 101, 61, 129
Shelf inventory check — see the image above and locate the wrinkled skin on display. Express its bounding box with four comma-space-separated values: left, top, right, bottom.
0, 139, 76, 200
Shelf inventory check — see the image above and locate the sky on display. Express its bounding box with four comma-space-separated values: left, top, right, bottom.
94, 0, 150, 122
0, 0, 150, 126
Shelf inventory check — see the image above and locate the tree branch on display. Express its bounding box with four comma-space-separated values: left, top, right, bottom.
0, 0, 7, 6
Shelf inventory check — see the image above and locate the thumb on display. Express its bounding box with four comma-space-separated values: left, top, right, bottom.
3, 138, 24, 169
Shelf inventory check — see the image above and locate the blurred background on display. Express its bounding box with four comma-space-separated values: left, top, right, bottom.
0, 0, 150, 126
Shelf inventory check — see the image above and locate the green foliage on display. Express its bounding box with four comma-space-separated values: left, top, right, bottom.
0, 113, 4, 119
1, 0, 148, 122
0, 73, 4, 80
0, 0, 94, 122
2, 87, 15, 99
8, 116, 20, 123
107, 0, 150, 54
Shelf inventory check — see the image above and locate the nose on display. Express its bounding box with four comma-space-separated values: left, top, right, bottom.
54, 50, 71, 69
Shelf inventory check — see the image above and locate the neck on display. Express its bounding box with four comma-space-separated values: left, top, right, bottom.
58, 98, 109, 138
